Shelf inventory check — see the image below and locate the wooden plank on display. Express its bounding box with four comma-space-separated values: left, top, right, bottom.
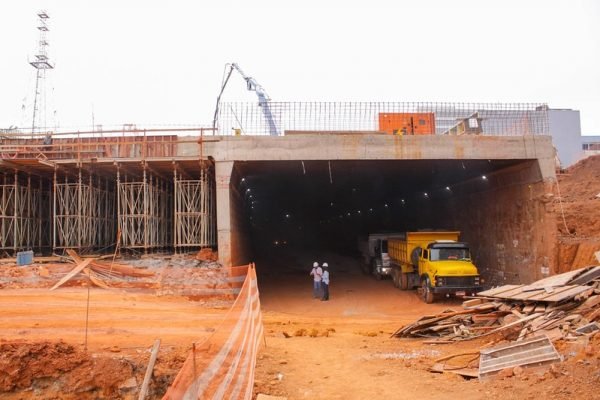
462, 298, 488, 309
476, 313, 543, 338
138, 339, 161, 400
533, 303, 547, 314
50, 258, 94, 291
477, 285, 524, 298
522, 267, 595, 290
522, 304, 536, 314
82, 268, 111, 289
429, 363, 479, 379
538, 286, 591, 302
506, 285, 589, 302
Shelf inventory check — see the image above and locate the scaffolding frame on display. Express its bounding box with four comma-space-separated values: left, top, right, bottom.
0, 172, 50, 253
53, 170, 115, 250
173, 166, 216, 250
117, 167, 172, 251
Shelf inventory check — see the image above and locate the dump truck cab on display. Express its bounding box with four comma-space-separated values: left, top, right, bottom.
388, 231, 483, 303
418, 241, 482, 301
358, 233, 402, 280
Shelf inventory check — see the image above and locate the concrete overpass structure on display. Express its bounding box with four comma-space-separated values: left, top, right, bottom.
0, 131, 557, 286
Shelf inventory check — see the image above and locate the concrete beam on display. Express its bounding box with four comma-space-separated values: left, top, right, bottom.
201, 135, 557, 181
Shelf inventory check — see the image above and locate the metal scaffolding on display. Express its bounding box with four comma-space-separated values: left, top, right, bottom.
174, 166, 216, 250
117, 168, 172, 251
0, 172, 50, 253
53, 170, 115, 250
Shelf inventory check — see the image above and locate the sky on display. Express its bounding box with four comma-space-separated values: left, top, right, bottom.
0, 0, 599, 133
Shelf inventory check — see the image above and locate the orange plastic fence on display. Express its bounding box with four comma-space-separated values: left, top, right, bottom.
163, 263, 263, 400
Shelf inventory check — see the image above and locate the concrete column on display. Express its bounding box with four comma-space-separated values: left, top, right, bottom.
215, 161, 234, 267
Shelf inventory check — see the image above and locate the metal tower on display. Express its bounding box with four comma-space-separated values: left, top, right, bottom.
29, 10, 54, 137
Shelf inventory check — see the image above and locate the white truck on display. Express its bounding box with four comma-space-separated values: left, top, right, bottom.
357, 233, 404, 280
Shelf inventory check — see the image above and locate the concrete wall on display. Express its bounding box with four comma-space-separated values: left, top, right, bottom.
229, 164, 253, 267
215, 161, 252, 267
432, 161, 557, 285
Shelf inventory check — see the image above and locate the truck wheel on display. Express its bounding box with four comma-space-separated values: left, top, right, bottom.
392, 270, 399, 288
421, 278, 435, 304
400, 273, 409, 290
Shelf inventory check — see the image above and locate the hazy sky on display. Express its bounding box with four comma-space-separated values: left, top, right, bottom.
1, 0, 598, 133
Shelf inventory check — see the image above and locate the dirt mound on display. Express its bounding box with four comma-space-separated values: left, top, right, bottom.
557, 155, 600, 237
555, 155, 600, 271
0, 341, 135, 399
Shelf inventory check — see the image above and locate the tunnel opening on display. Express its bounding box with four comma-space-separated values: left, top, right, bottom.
230, 158, 556, 290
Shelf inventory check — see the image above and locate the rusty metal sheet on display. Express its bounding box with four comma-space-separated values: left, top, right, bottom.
479, 335, 561, 379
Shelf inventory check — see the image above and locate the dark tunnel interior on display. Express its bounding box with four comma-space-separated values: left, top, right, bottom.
232, 159, 532, 275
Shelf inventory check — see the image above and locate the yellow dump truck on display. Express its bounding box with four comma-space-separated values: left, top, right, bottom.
388, 231, 482, 303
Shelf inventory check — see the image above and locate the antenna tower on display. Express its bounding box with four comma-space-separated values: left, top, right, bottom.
29, 10, 54, 137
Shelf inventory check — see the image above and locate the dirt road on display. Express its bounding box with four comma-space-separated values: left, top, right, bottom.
254, 252, 600, 400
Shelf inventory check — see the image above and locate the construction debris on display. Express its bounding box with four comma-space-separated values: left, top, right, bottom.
478, 335, 562, 379
392, 266, 600, 343
49, 250, 155, 290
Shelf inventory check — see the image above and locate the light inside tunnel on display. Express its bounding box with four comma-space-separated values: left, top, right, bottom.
231, 159, 535, 268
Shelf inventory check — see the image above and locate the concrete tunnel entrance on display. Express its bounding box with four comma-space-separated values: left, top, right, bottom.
226, 158, 557, 291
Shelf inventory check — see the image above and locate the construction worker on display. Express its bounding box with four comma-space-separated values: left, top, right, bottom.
309, 261, 323, 299
321, 263, 330, 301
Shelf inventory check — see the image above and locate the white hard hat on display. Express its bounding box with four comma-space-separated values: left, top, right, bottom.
313, 262, 319, 267
322, 262, 328, 267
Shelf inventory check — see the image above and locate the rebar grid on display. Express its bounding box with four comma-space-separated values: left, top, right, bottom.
173, 168, 216, 249
0, 173, 50, 252
217, 102, 550, 136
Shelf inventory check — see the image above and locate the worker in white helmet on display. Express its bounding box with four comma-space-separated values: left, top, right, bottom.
321, 263, 330, 301
309, 261, 323, 299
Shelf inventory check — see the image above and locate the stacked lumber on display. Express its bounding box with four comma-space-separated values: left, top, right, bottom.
50, 250, 154, 290
393, 266, 600, 343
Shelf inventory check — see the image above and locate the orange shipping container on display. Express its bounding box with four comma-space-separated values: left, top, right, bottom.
378, 112, 436, 135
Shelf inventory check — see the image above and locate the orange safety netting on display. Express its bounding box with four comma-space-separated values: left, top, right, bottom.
163, 263, 263, 400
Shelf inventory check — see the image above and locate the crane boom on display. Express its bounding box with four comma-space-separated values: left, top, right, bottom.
212, 63, 279, 136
